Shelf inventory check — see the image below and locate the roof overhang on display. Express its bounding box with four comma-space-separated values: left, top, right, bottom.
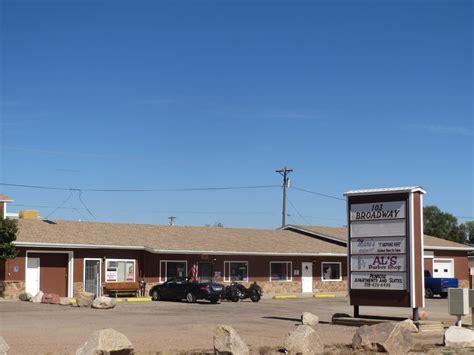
344, 186, 426, 196
13, 241, 346, 257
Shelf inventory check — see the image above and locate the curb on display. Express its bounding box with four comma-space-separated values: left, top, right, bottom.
71, 297, 152, 303
272, 293, 338, 299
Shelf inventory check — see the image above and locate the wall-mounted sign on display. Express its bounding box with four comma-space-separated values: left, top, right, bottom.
13, 265, 19, 273
351, 237, 406, 254
350, 201, 406, 221
351, 272, 406, 290
350, 254, 406, 272
345, 187, 425, 311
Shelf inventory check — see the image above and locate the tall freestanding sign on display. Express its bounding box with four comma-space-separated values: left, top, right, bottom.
344, 187, 426, 320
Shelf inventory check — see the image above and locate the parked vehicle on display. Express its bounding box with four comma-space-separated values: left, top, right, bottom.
424, 270, 458, 298
149, 277, 224, 303
224, 282, 263, 302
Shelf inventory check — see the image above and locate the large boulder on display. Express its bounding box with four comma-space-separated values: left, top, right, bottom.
398, 319, 418, 333
352, 322, 413, 355
59, 297, 72, 306
76, 328, 134, 355
92, 296, 117, 309
30, 291, 44, 303
444, 326, 474, 348
301, 312, 319, 326
214, 325, 249, 355
283, 325, 324, 354
76, 291, 95, 308
19, 292, 32, 302
0, 336, 9, 355
41, 293, 60, 304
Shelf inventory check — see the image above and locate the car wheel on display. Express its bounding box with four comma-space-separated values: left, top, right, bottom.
440, 292, 448, 299
425, 287, 434, 298
186, 292, 196, 303
152, 290, 160, 301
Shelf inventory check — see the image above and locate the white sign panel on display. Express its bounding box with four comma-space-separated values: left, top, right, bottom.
350, 201, 406, 221
106, 270, 117, 282
351, 254, 406, 272
351, 237, 406, 254
351, 272, 406, 290
351, 219, 406, 238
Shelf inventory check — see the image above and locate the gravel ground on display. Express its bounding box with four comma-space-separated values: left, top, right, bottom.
0, 296, 460, 354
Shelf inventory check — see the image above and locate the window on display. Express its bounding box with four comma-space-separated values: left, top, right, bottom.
160, 260, 188, 282
321, 262, 341, 281
106, 259, 135, 282
224, 261, 248, 282
270, 262, 292, 281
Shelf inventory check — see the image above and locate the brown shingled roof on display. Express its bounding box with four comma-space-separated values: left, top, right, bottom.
285, 225, 472, 250
15, 219, 347, 255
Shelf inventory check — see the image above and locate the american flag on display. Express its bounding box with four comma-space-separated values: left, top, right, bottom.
191, 262, 199, 280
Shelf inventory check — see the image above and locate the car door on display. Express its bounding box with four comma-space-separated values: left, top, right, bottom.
174, 277, 188, 300
160, 280, 174, 300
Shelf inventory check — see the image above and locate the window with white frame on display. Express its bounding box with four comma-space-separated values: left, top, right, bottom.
160, 260, 188, 281
270, 262, 292, 281
106, 259, 136, 282
224, 261, 248, 282
321, 262, 341, 281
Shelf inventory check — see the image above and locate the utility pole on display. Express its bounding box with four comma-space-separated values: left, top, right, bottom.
275, 166, 293, 227
168, 216, 176, 226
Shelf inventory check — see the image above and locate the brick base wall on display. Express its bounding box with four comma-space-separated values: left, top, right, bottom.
0, 281, 25, 299
459, 279, 470, 288
73, 282, 84, 297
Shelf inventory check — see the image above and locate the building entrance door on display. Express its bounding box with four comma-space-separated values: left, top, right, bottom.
199, 262, 213, 282
26, 257, 40, 295
84, 259, 101, 296
302, 262, 313, 293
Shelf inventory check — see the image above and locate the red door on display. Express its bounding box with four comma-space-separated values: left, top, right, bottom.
30, 253, 68, 297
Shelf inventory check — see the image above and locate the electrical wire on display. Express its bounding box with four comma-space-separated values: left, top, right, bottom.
77, 190, 97, 221
287, 198, 312, 225
291, 186, 345, 201
46, 190, 74, 219
0, 182, 280, 192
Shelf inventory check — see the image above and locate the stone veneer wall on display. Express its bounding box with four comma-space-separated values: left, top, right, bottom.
313, 280, 347, 293
73, 282, 84, 297
0, 281, 25, 299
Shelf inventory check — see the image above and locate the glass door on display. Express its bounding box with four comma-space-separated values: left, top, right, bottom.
199, 262, 213, 282
85, 259, 101, 296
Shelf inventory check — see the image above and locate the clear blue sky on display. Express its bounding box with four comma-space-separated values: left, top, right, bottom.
1, 0, 472, 228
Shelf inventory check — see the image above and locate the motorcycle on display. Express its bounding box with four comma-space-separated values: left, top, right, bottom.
224, 282, 263, 302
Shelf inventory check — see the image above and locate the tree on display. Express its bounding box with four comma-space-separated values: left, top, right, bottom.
0, 218, 18, 260
423, 205, 466, 244
461, 220, 474, 244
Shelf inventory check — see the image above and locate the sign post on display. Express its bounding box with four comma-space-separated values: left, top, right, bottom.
344, 187, 426, 320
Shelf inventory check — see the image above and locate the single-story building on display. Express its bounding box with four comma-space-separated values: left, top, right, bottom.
282, 225, 473, 289
0, 215, 349, 299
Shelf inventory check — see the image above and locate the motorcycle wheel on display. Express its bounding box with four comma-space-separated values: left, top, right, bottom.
250, 293, 260, 302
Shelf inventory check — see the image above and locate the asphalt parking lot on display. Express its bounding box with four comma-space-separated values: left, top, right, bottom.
0, 297, 460, 354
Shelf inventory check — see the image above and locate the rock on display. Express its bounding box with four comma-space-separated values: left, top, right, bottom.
398, 319, 418, 333
19, 292, 32, 301
283, 325, 324, 354
76, 291, 95, 307
0, 336, 10, 355
301, 312, 319, 326
30, 291, 44, 303
444, 326, 474, 348
352, 322, 413, 355
214, 325, 249, 355
92, 296, 117, 309
41, 293, 60, 304
76, 328, 134, 355
59, 297, 72, 306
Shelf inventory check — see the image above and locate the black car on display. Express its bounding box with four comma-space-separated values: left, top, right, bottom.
149, 277, 224, 303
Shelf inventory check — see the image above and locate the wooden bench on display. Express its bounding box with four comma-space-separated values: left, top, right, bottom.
104, 282, 140, 298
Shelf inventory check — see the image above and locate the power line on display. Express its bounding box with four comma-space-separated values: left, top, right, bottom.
77, 190, 97, 221
287, 198, 311, 225
0, 182, 280, 192
46, 190, 74, 219
292, 186, 345, 201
